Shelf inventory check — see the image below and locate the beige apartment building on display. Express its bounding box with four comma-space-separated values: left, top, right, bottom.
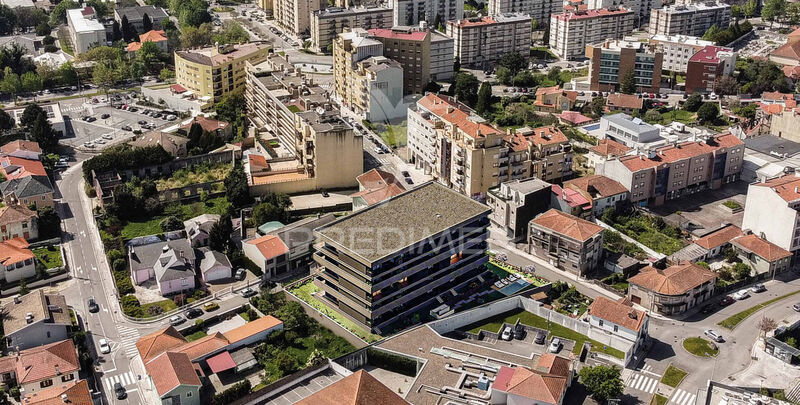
648, 3, 731, 37
369, 25, 455, 93
528, 209, 604, 276
311, 6, 393, 53
392, 0, 463, 27
175, 42, 270, 103
274, 0, 325, 36
648, 34, 715, 73
487, 0, 559, 26
505, 126, 573, 183
333, 29, 383, 103
446, 13, 531, 67
549, 8, 635, 60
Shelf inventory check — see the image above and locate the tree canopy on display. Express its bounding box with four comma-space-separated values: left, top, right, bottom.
453, 72, 479, 106
578, 365, 624, 403
49, 0, 79, 26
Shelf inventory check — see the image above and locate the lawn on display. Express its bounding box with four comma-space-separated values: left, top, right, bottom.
287, 105, 301, 113
530, 46, 557, 60
184, 331, 207, 342
683, 337, 719, 357
656, 109, 695, 125
239, 312, 251, 321
33, 246, 63, 269
487, 261, 548, 286
288, 280, 382, 343
120, 196, 231, 239
464, 308, 625, 358
661, 365, 687, 387
120, 217, 163, 240
722, 200, 742, 210
652, 394, 669, 405
718, 290, 800, 329
155, 163, 231, 191
377, 122, 408, 148
140, 299, 178, 318
212, 6, 234, 11
606, 211, 687, 255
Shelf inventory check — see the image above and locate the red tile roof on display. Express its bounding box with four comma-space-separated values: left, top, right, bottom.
535, 353, 571, 377
558, 111, 592, 125
689, 45, 731, 64
16, 340, 80, 385
181, 116, 230, 133
139, 29, 167, 43
171, 84, 187, 93
628, 263, 716, 295
206, 351, 236, 374
783, 65, 800, 79
146, 352, 201, 397
1, 140, 41, 155
732, 234, 792, 262
694, 224, 742, 250
553, 184, 592, 209
223, 315, 283, 344
563, 174, 628, 199
417, 93, 501, 139
606, 93, 643, 110
517, 125, 569, 147
352, 169, 406, 205
494, 366, 567, 405
22, 380, 92, 405
590, 139, 632, 158
771, 41, 800, 62
0, 237, 33, 266
248, 154, 268, 169
450, 16, 498, 27
136, 326, 188, 364
296, 370, 409, 405
751, 174, 800, 202
367, 28, 428, 41
588, 296, 646, 332
619, 133, 742, 171
245, 234, 289, 260
530, 209, 603, 242
174, 332, 229, 361
0, 156, 47, 180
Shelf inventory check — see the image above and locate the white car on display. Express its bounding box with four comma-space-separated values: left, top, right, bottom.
732, 289, 750, 300
548, 338, 562, 353
98, 338, 111, 354
102, 134, 113, 140
500, 326, 513, 341
704, 329, 724, 343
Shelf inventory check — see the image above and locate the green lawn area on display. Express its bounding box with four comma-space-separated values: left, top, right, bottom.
155, 164, 231, 191
121, 217, 164, 240
287, 105, 301, 113
184, 331, 207, 342
607, 212, 687, 255
140, 299, 178, 318
683, 337, 719, 357
652, 394, 669, 405
722, 200, 742, 210
33, 247, 63, 269
121, 196, 231, 240
718, 290, 800, 329
657, 110, 695, 125
212, 6, 234, 11
288, 280, 382, 343
530, 46, 557, 60
377, 122, 408, 148
464, 309, 625, 358
487, 261, 548, 286
661, 365, 688, 387
239, 312, 251, 321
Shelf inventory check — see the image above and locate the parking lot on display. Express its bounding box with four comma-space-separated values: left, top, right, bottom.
648, 181, 749, 236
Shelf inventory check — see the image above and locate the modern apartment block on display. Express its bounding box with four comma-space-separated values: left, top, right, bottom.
528, 209, 604, 276
648, 3, 731, 38
684, 45, 735, 94
550, 8, 635, 60
599, 133, 744, 206
648, 34, 714, 73
274, 0, 326, 36
369, 25, 455, 92
586, 0, 661, 23
487, 178, 552, 242
313, 181, 491, 332
599, 113, 662, 149
741, 174, 800, 263
310, 6, 393, 53
66, 7, 107, 54
392, 0, 463, 27
506, 125, 574, 183
586, 39, 663, 93
175, 42, 270, 103
446, 14, 532, 67
487, 0, 559, 26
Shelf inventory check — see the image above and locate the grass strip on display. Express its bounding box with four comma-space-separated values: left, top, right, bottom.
718, 290, 800, 329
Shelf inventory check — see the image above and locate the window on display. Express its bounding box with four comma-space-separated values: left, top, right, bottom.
40, 379, 53, 388
187, 392, 193, 398
613, 325, 619, 332
61, 374, 74, 382
599, 319, 604, 326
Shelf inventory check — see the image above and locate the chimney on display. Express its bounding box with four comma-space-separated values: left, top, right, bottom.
54, 365, 60, 375
61, 393, 68, 403
25, 312, 33, 324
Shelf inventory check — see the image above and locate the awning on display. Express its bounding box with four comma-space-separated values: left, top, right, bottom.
171, 84, 187, 93
206, 351, 236, 374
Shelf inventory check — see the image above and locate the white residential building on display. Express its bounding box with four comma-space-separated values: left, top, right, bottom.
648, 34, 715, 73
649, 3, 731, 38
587, 296, 649, 355
446, 13, 532, 67
487, 0, 559, 25
310, 6, 393, 53
742, 174, 800, 263
66, 7, 106, 54
599, 113, 663, 149
393, 0, 463, 27
549, 8, 635, 60
586, 0, 661, 23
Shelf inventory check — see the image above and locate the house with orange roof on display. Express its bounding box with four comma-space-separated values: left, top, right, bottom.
561, 174, 629, 218
528, 209, 604, 276
533, 86, 577, 113
0, 203, 38, 241
0, 156, 47, 180
605, 93, 643, 114
351, 169, 406, 210
242, 234, 290, 279
587, 138, 632, 169
0, 140, 41, 160
125, 29, 168, 54
491, 354, 573, 405
743, 173, 800, 260
627, 262, 716, 314
587, 296, 648, 352
599, 133, 744, 206
0, 236, 35, 283
0, 340, 80, 396
731, 233, 793, 276
691, 223, 743, 258
296, 369, 409, 405
21, 379, 92, 405
145, 351, 202, 405
770, 27, 800, 66
180, 115, 232, 139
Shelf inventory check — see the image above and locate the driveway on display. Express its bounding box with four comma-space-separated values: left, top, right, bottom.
648, 181, 749, 236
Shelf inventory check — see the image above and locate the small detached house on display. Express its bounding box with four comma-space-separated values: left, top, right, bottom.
197, 247, 231, 283
242, 234, 289, 280
183, 214, 220, 247
3, 290, 71, 351
491, 354, 573, 405
0, 340, 80, 396
587, 296, 649, 355
129, 238, 197, 296
0, 237, 35, 283
0, 141, 41, 160
0, 204, 37, 241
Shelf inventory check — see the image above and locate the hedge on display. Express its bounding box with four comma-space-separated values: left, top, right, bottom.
211, 380, 251, 405
367, 348, 417, 377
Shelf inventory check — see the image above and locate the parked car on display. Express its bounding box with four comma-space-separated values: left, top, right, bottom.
88, 298, 99, 313
704, 329, 724, 343
169, 315, 185, 326
234, 268, 246, 280
100, 113, 110, 119
321, 189, 329, 198
121, 125, 132, 131
513, 324, 526, 340
719, 296, 736, 306
534, 330, 546, 345
700, 305, 714, 314
99, 338, 111, 354
138, 120, 147, 125
793, 302, 800, 312
732, 289, 750, 300
203, 302, 220, 312
500, 326, 513, 341
186, 308, 203, 319
240, 287, 257, 298
102, 134, 113, 140
114, 382, 127, 400
405, 177, 413, 185
548, 338, 562, 353
401, 171, 410, 177
751, 283, 766, 293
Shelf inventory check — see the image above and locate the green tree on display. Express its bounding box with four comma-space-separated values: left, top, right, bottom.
180, 23, 214, 48
159, 68, 175, 81
475, 81, 492, 115
732, 262, 751, 279
743, 0, 757, 17
499, 52, 526, 75
93, 60, 121, 98
620, 70, 636, 94
684, 93, 703, 112
644, 109, 661, 123
252, 199, 291, 226
0, 109, 13, 130
762, 0, 786, 24
30, 112, 57, 151
697, 102, 719, 123
453, 72, 480, 106
787, 337, 798, 348
121, 15, 136, 42
213, 21, 250, 45
142, 13, 153, 32
18, 279, 28, 295
112, 20, 123, 42
590, 96, 605, 117
0, 5, 15, 35
21, 71, 42, 94
159, 216, 183, 232
59, 62, 79, 86
209, 214, 234, 253
495, 66, 512, 85
578, 365, 624, 403
453, 56, 460, 73
136, 40, 163, 74
225, 162, 252, 208
49, 0, 78, 25
35, 21, 50, 36
20, 103, 44, 129
0, 67, 21, 99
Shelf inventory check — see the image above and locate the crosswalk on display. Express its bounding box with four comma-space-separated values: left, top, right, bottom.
670, 389, 696, 405
61, 105, 86, 113
627, 372, 659, 394
103, 371, 137, 392
117, 325, 140, 359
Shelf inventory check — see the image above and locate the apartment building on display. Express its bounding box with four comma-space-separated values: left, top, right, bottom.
586, 0, 661, 23
310, 6, 393, 53
333, 30, 405, 121
66, 7, 106, 54
550, 8, 635, 60
648, 34, 714, 73
313, 181, 491, 332
628, 263, 715, 315
487, 177, 552, 242
506, 125, 574, 183
369, 25, 455, 93
392, 0, 463, 27
741, 174, 800, 263
446, 14, 531, 67
114, 5, 169, 31
684, 45, 735, 94
648, 3, 731, 38
599, 133, 744, 206
487, 0, 559, 26
586, 39, 662, 93
528, 209, 604, 276
599, 113, 662, 149
175, 42, 270, 103
274, 0, 326, 36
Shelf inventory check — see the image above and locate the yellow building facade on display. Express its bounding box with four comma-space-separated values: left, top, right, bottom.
174, 42, 270, 103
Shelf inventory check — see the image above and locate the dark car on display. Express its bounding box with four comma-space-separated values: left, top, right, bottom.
114, 382, 127, 400
121, 125, 132, 131
719, 295, 736, 307
534, 330, 546, 345
87, 298, 99, 313
100, 113, 110, 119
700, 304, 714, 314
513, 324, 526, 340
186, 308, 203, 319
321, 189, 329, 198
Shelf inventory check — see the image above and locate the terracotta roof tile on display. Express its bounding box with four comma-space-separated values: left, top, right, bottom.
1, 141, 41, 155
139, 29, 167, 43
181, 116, 229, 133
0, 156, 46, 180
223, 315, 283, 344
417, 93, 501, 139
146, 352, 201, 397
590, 139, 632, 157
296, 370, 409, 405
731, 234, 792, 262
0, 204, 36, 226
563, 175, 628, 200
22, 380, 92, 405
558, 111, 592, 125
174, 332, 229, 361
495, 366, 567, 404
530, 209, 603, 242
245, 234, 289, 260
534, 353, 571, 377
771, 42, 800, 61
588, 296, 646, 332
16, 340, 80, 385
0, 237, 33, 266
517, 125, 569, 146
694, 224, 742, 250
751, 174, 800, 202
352, 169, 406, 205
606, 93, 643, 110
136, 326, 188, 364
620, 133, 742, 171
628, 263, 715, 295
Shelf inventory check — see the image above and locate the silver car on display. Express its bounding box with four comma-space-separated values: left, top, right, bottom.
704, 329, 724, 343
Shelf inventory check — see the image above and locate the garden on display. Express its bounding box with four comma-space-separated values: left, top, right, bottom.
660, 365, 687, 387
682, 337, 719, 357
601, 207, 688, 255
155, 162, 231, 191
603, 229, 648, 260
33, 246, 63, 269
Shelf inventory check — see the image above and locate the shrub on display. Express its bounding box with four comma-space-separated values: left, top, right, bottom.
173, 294, 187, 306
114, 271, 134, 295
192, 289, 207, 299
195, 318, 203, 326
121, 295, 142, 318
211, 380, 251, 405
367, 348, 417, 377
160, 216, 183, 232
112, 258, 126, 272
147, 305, 163, 316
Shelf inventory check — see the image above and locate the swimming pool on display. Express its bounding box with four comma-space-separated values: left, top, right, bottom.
583, 123, 600, 131
498, 279, 532, 296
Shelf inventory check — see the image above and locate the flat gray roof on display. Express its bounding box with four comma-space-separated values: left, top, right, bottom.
603, 113, 658, 134
745, 135, 800, 158
316, 181, 490, 263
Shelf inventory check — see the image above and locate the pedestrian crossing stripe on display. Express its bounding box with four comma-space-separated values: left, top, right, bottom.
671, 389, 696, 405
117, 325, 140, 358
103, 371, 136, 391
628, 373, 658, 394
